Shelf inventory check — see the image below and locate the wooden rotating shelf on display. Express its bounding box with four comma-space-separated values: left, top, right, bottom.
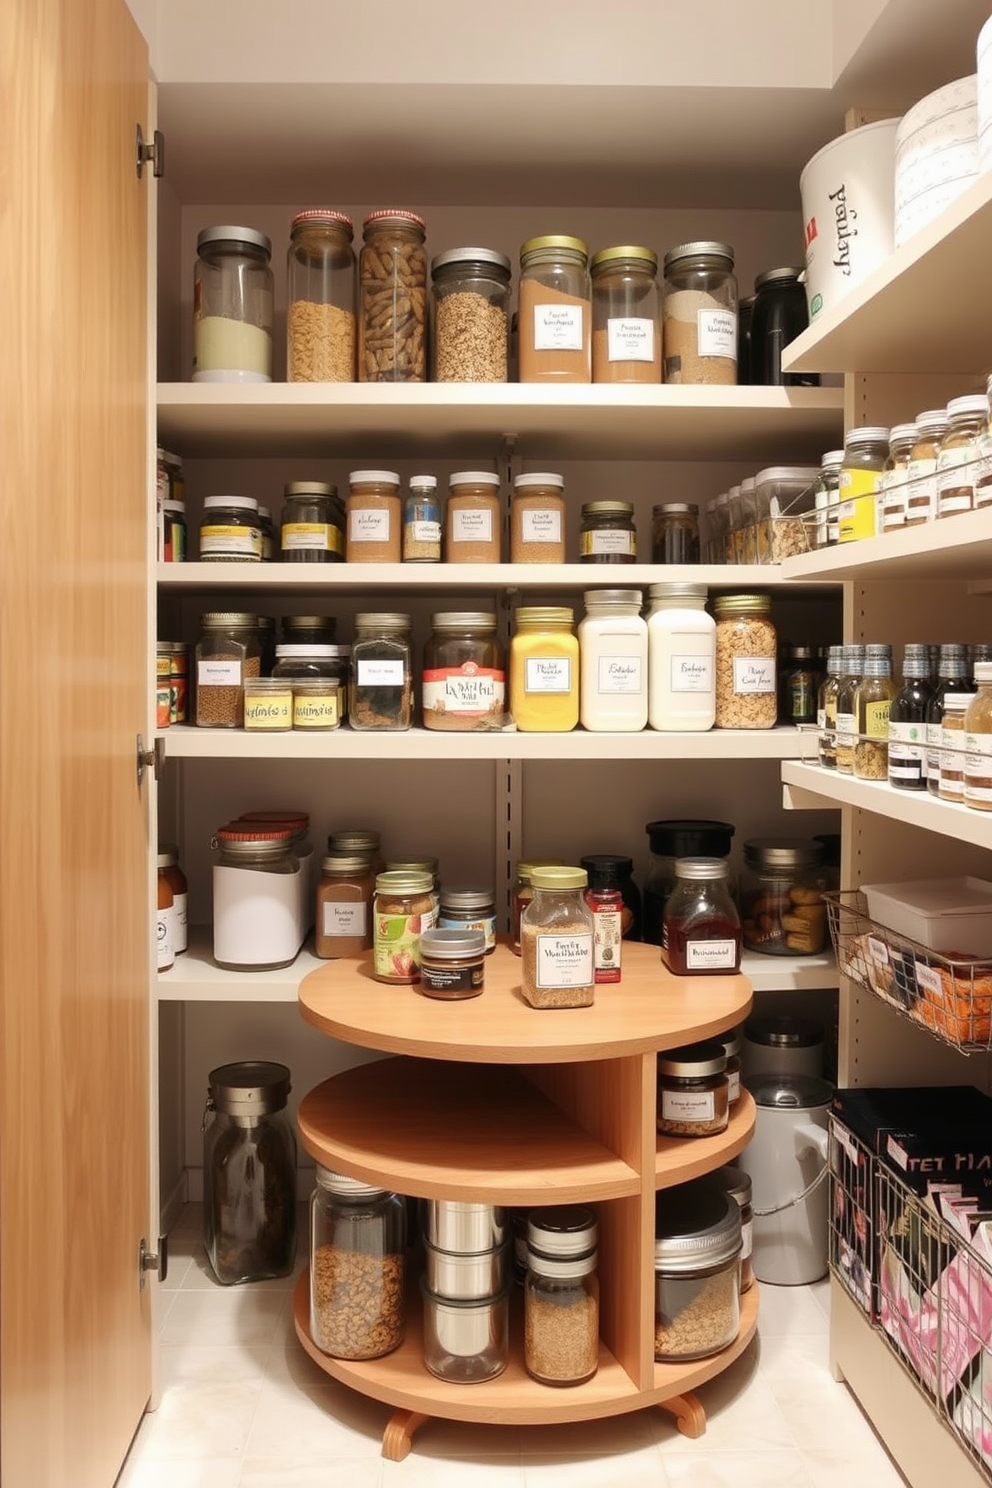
656, 1091, 756, 1188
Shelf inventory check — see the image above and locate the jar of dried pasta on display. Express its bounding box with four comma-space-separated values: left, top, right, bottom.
286, 209, 356, 382
358, 210, 427, 382
713, 594, 777, 729
510, 473, 566, 563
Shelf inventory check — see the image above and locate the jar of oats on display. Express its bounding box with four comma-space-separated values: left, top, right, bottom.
431, 248, 511, 382
654, 1183, 741, 1361
286, 209, 357, 382
713, 594, 777, 729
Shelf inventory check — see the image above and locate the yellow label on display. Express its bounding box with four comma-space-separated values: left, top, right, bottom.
243, 693, 292, 730
838, 468, 878, 543
281, 522, 343, 553
156, 654, 172, 678
865, 700, 891, 739
293, 693, 340, 729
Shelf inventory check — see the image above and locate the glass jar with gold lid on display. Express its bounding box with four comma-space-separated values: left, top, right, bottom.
518, 236, 591, 383
590, 246, 661, 384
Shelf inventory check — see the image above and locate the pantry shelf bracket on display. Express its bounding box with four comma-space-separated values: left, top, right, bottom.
657, 1389, 706, 1438
381, 1408, 431, 1460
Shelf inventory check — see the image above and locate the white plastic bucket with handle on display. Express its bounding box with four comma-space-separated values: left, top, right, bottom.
799, 119, 899, 321
739, 1074, 833, 1285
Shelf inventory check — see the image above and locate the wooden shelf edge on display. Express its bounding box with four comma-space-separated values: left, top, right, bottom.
655, 1091, 757, 1188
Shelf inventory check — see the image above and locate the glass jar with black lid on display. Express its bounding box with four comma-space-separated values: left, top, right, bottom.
579, 501, 637, 563
643, 818, 735, 947
651, 504, 700, 564
279, 481, 344, 563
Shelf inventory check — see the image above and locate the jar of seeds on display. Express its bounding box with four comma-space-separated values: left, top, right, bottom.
358, 210, 427, 382
194, 613, 261, 728
525, 1206, 599, 1386
310, 1167, 406, 1359
713, 593, 777, 728
431, 247, 511, 382
520, 865, 595, 1009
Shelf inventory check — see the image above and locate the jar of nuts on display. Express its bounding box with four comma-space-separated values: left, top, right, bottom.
310, 1167, 406, 1359
740, 837, 826, 956
431, 247, 511, 382
713, 593, 777, 729
359, 209, 427, 382
286, 209, 356, 382
654, 1182, 742, 1361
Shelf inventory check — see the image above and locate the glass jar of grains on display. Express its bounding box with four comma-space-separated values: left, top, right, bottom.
525, 1206, 600, 1386
310, 1168, 406, 1358
431, 247, 511, 382
286, 209, 356, 382
520, 865, 595, 1008
510, 473, 566, 563
518, 236, 591, 383
654, 1183, 742, 1361
713, 593, 777, 728
195, 612, 261, 728
590, 246, 661, 384
346, 470, 402, 562
349, 613, 413, 731
358, 209, 427, 382
579, 501, 637, 563
279, 481, 344, 563
192, 226, 273, 382
422, 612, 505, 731
662, 242, 737, 386
446, 472, 502, 562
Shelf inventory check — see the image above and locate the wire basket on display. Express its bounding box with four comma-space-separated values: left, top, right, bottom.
877, 1162, 945, 1405
945, 1237, 992, 1481
828, 1115, 876, 1320
825, 890, 992, 1054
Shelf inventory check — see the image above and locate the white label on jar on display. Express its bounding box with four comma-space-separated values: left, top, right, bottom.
888, 721, 926, 780
171, 893, 188, 954
732, 656, 775, 694
597, 654, 642, 694
915, 963, 942, 1000
520, 508, 562, 543
410, 519, 441, 543
198, 659, 241, 687
686, 938, 737, 969
525, 656, 572, 693
696, 309, 737, 360
728, 1067, 740, 1102
323, 901, 367, 937
349, 508, 390, 542
925, 720, 943, 773
836, 710, 857, 745
606, 316, 655, 362
868, 936, 889, 966
451, 508, 494, 543
199, 526, 261, 558
906, 458, 937, 520
741, 1217, 753, 1259
588, 528, 634, 554
965, 732, 992, 799
535, 931, 593, 987
671, 655, 714, 693
661, 1089, 716, 1121
357, 658, 404, 686
532, 303, 584, 353
156, 909, 173, 969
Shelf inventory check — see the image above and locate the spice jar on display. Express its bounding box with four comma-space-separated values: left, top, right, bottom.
583, 860, 624, 983
879, 424, 917, 534
445, 472, 502, 563
905, 410, 950, 526
520, 865, 595, 1009
853, 645, 895, 781
510, 607, 579, 732
279, 481, 343, 563
652, 503, 701, 564
510, 473, 566, 563
713, 593, 777, 729
657, 1041, 729, 1137
518, 235, 591, 383
157, 844, 188, 956
936, 394, 989, 518
779, 644, 817, 726
643, 819, 735, 947
577, 588, 648, 733
938, 691, 975, 803
834, 644, 865, 776
162, 500, 187, 563
155, 642, 172, 729
314, 853, 375, 958
422, 611, 505, 731
212, 824, 301, 970
438, 886, 497, 954
590, 246, 661, 384
817, 645, 843, 769
838, 426, 889, 543
195, 612, 260, 728
402, 475, 442, 563
705, 1166, 754, 1294
192, 225, 273, 382
419, 928, 487, 999
156, 859, 174, 971
579, 501, 637, 563
740, 836, 826, 956
888, 643, 931, 790
358, 209, 427, 382
346, 470, 401, 562
816, 450, 844, 547
286, 209, 356, 382
198, 495, 262, 562
654, 1182, 742, 1361
525, 1206, 600, 1386
662, 241, 737, 386
926, 643, 970, 795
372, 869, 434, 984
349, 613, 413, 731
581, 853, 642, 941
202, 1061, 296, 1285
431, 247, 511, 382
662, 858, 742, 975
310, 1167, 405, 1359
646, 583, 716, 732
965, 661, 992, 810
243, 676, 293, 732
718, 1028, 743, 1106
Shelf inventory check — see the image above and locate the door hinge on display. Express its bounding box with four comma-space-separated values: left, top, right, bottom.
139, 1235, 169, 1289
136, 124, 165, 179
136, 733, 164, 788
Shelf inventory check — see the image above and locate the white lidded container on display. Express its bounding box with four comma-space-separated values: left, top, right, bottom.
799, 119, 898, 320
739, 1073, 832, 1285
211, 823, 303, 970
577, 589, 648, 732
895, 75, 978, 246
860, 875, 992, 956
646, 582, 715, 731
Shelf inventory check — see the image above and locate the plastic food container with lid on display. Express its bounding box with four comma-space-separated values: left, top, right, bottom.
754, 466, 821, 563
654, 1181, 742, 1360
193, 225, 274, 383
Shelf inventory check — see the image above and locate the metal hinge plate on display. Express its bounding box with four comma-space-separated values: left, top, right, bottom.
139, 1234, 169, 1289
136, 733, 164, 788
136, 124, 165, 179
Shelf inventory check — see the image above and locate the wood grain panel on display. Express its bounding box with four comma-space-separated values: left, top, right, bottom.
0, 2, 152, 1484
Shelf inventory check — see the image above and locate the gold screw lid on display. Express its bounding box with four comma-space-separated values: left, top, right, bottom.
530, 865, 588, 891
590, 245, 658, 273
712, 593, 771, 616
514, 606, 574, 628
520, 235, 588, 262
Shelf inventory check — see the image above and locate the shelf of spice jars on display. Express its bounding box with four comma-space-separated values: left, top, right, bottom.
781, 760, 992, 852
155, 382, 843, 461
781, 172, 992, 377
655, 1091, 756, 1188
780, 506, 992, 584
290, 1268, 759, 1428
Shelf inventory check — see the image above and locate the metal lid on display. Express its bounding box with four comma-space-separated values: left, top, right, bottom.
706, 1165, 752, 1208
430, 612, 498, 631
658, 1040, 728, 1078
450, 470, 500, 487
256, 615, 275, 629
946, 393, 990, 420
157, 845, 179, 868
349, 469, 400, 485
329, 829, 380, 851
647, 582, 708, 602
582, 589, 642, 607
822, 450, 845, 468
754, 266, 803, 289
514, 472, 565, 490
239, 810, 309, 829
654, 1184, 741, 1270
215, 823, 294, 844
284, 480, 340, 499
719, 1027, 743, 1057
745, 1015, 823, 1049
207, 1060, 290, 1116
527, 1205, 598, 1257
410, 474, 438, 490
673, 856, 731, 881
290, 208, 354, 235
197, 224, 271, 257
579, 853, 633, 880
530, 865, 588, 891
581, 500, 633, 515
420, 927, 487, 959
754, 466, 820, 487
203, 494, 258, 511
974, 662, 992, 683
320, 853, 373, 874
743, 837, 824, 871
747, 1074, 835, 1109
663, 240, 735, 272
354, 612, 411, 630
712, 593, 771, 616
888, 424, 919, 445
275, 644, 338, 658
374, 870, 434, 894
362, 208, 426, 233
590, 245, 658, 272
653, 503, 699, 515
283, 615, 335, 631
740, 477, 756, 496
646, 819, 734, 856
386, 859, 439, 876
943, 692, 976, 710
258, 506, 273, 521
315, 1165, 389, 1199
514, 606, 574, 627
430, 246, 511, 276
520, 234, 589, 260
440, 886, 495, 910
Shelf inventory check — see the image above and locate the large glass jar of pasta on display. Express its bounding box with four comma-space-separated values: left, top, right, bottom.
193, 226, 273, 382
349, 613, 413, 731
662, 242, 737, 386
590, 246, 661, 384
518, 236, 591, 383
286, 209, 357, 382
358, 210, 427, 382
713, 593, 777, 729
431, 247, 511, 382
509, 607, 579, 732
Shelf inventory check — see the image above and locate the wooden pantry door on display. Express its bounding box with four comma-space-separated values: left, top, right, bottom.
0, 1, 153, 1485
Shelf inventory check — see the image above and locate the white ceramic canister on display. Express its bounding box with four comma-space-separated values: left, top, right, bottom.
577, 589, 648, 732
799, 119, 899, 320
895, 75, 978, 246
978, 14, 992, 170
646, 582, 716, 731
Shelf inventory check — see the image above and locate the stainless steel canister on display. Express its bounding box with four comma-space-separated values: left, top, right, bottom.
423, 1200, 508, 1253
423, 1239, 508, 1299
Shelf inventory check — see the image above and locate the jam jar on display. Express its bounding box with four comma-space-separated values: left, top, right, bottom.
657, 1042, 730, 1137
661, 858, 741, 975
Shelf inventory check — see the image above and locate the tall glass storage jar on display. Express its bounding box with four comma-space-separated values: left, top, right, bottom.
359, 210, 427, 382
346, 470, 402, 563
280, 480, 344, 563
518, 236, 591, 383
713, 593, 777, 728
310, 1168, 406, 1359
662, 242, 737, 386
590, 246, 661, 384
525, 1206, 600, 1385
286, 209, 357, 382
349, 612, 413, 731
202, 1061, 296, 1285
195, 612, 261, 728
655, 1183, 742, 1361
431, 248, 511, 382
193, 225, 273, 382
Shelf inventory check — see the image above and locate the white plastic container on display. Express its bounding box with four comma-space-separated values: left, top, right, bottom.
739, 1074, 832, 1286
577, 589, 648, 732
978, 15, 992, 170
645, 583, 715, 732
895, 75, 978, 247
860, 875, 992, 956
799, 119, 899, 321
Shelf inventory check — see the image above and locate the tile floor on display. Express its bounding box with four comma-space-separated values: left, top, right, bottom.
119, 1205, 909, 1488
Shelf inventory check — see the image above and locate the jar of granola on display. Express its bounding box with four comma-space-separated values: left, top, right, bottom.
713, 594, 777, 729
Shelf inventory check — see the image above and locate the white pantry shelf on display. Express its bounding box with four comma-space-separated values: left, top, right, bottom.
782, 760, 992, 852
780, 506, 992, 583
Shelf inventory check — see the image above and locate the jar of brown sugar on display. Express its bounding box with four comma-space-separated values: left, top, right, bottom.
510, 473, 566, 563
591, 246, 661, 384
662, 242, 737, 386
518, 236, 591, 384
445, 472, 502, 563
315, 852, 375, 959
346, 470, 401, 562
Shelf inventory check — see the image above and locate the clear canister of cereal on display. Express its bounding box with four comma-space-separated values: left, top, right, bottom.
286, 209, 357, 382
431, 248, 511, 383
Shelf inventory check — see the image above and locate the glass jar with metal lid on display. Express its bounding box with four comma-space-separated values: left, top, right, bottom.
346, 470, 401, 563
838, 426, 889, 542
350, 613, 412, 731
329, 828, 384, 873
403, 474, 442, 563
419, 927, 487, 999
590, 246, 661, 384
652, 503, 700, 564
372, 869, 435, 984
510, 473, 566, 563
422, 611, 505, 731
906, 410, 951, 526
662, 242, 737, 386
815, 449, 845, 547
310, 1166, 406, 1358
431, 247, 511, 382
203, 1061, 296, 1284
358, 209, 427, 382
657, 1041, 730, 1137
740, 836, 826, 957
211, 824, 301, 970
509, 606, 579, 732
704, 1166, 754, 1293
286, 209, 356, 382
198, 495, 262, 562
749, 267, 813, 386
879, 424, 918, 534
525, 1206, 600, 1386
713, 593, 777, 728
579, 501, 636, 564
446, 472, 502, 563
195, 612, 261, 728
438, 886, 497, 953
643, 819, 735, 947
518, 235, 591, 383
936, 393, 990, 518
281, 614, 337, 645
654, 1181, 742, 1360
521, 865, 595, 1009
661, 858, 741, 976
192, 225, 273, 383
315, 852, 376, 958
510, 857, 565, 955
279, 481, 344, 563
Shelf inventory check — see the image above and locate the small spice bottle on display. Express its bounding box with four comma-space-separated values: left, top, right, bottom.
662, 242, 737, 386
926, 644, 970, 795
580, 501, 637, 564
936, 394, 989, 518
580, 853, 642, 940
652, 503, 701, 564
510, 473, 566, 563
192, 226, 273, 383
418, 928, 486, 999
358, 209, 427, 382
438, 886, 497, 954
879, 424, 917, 534
577, 588, 648, 733
888, 643, 931, 790
372, 869, 435, 984
195, 612, 261, 729
198, 495, 262, 562
713, 593, 777, 729
853, 646, 895, 781
779, 644, 817, 726
817, 645, 843, 769
838, 426, 889, 543
280, 481, 343, 563
509, 607, 579, 732
346, 470, 402, 562
834, 645, 865, 776
964, 661, 992, 810
157, 844, 188, 956
286, 209, 356, 382
657, 1042, 730, 1137
521, 865, 595, 1009
525, 1206, 599, 1386
243, 676, 293, 732
314, 852, 375, 958
156, 861, 174, 971
812, 451, 844, 548
422, 611, 505, 731
349, 613, 413, 732
905, 410, 950, 526
705, 1166, 754, 1294
582, 860, 623, 983
431, 247, 511, 382
445, 472, 502, 563
590, 246, 661, 384
661, 858, 741, 975
938, 691, 975, 803
402, 475, 442, 563
309, 1167, 406, 1358
518, 236, 591, 383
